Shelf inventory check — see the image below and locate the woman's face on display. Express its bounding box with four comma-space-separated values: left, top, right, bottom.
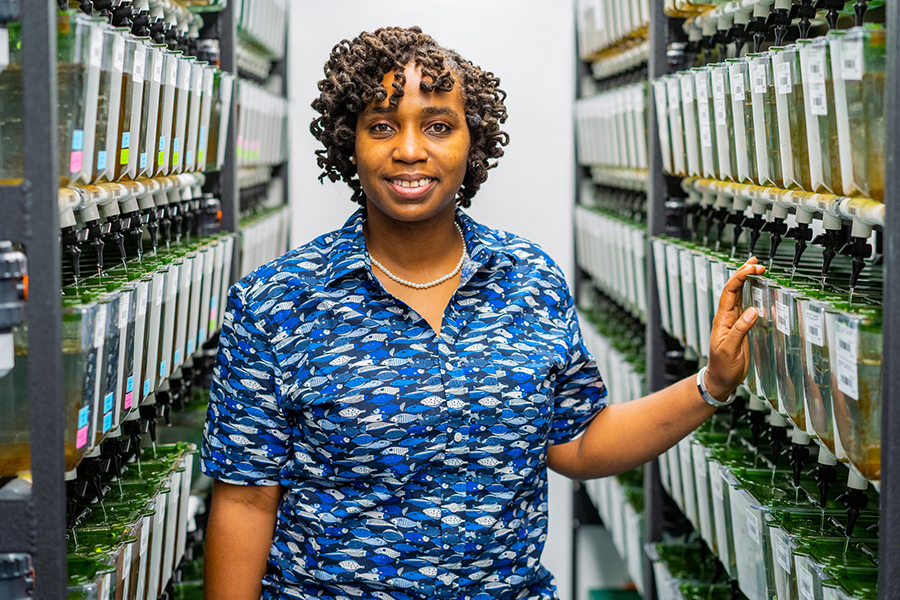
355, 62, 471, 224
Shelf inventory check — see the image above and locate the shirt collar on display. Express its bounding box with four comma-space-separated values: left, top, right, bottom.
323, 207, 517, 286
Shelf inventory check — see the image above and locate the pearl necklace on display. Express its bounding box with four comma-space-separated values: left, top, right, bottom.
368, 222, 467, 290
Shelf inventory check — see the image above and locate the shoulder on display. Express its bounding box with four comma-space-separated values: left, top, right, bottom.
477, 223, 568, 286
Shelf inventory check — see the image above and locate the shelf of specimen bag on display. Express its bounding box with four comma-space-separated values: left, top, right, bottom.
576, 0, 651, 65
235, 79, 288, 169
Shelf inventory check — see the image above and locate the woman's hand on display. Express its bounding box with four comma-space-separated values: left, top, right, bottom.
705, 257, 767, 401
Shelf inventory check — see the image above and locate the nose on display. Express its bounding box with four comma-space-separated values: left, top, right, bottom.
391, 126, 428, 164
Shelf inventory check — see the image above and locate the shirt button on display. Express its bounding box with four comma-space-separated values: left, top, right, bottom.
454, 432, 463, 443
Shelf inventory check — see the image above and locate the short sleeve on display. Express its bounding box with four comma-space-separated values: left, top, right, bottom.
201, 282, 290, 485
548, 283, 607, 445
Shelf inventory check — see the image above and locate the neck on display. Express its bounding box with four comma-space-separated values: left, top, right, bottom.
363, 203, 463, 276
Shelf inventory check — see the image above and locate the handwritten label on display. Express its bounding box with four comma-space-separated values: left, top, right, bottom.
776, 61, 792, 95
841, 38, 864, 81
747, 508, 760, 545
776, 300, 790, 335
804, 305, 824, 347
836, 321, 859, 399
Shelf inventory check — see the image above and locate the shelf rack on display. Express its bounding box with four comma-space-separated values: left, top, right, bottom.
0, 2, 290, 598
575, 2, 899, 599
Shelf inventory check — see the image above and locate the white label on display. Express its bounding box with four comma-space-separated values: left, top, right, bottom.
133, 45, 146, 83
89, 29, 103, 68
118, 298, 129, 329
841, 38, 864, 81
94, 304, 107, 348
711, 468, 724, 500
808, 48, 826, 84
137, 281, 147, 317
804, 306, 824, 347
140, 516, 151, 555
99, 573, 110, 600
836, 322, 859, 399
193, 68, 203, 94
680, 75, 694, 104
170, 266, 180, 295
711, 71, 726, 99
680, 252, 694, 285
124, 543, 133, 570
752, 62, 767, 94
747, 508, 760, 545
776, 62, 792, 95
666, 78, 681, 109
155, 279, 164, 306
712, 268, 726, 306
714, 97, 727, 126
666, 247, 680, 280
0, 29, 9, 71
205, 71, 214, 95
752, 288, 765, 320
153, 53, 163, 83
168, 60, 178, 86
730, 70, 745, 101
182, 64, 191, 90
776, 300, 790, 335
798, 562, 815, 600
694, 256, 708, 290
157, 502, 165, 525
776, 533, 793, 574
810, 81, 828, 116
113, 36, 125, 71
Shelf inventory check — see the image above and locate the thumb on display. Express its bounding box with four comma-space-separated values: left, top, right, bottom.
723, 307, 758, 353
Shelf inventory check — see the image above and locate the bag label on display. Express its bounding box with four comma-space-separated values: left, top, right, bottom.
804, 306, 824, 347
776, 61, 792, 95
776, 300, 790, 335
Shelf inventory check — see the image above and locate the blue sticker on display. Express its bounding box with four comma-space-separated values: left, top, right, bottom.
210, 296, 218, 311
104, 392, 114, 413
127, 376, 134, 394
121, 132, 131, 149
159, 137, 166, 152
198, 329, 206, 346
97, 151, 107, 170
72, 130, 84, 151
199, 126, 207, 148
187, 340, 195, 355
173, 138, 180, 153
174, 349, 182, 365
159, 360, 167, 378
78, 405, 90, 429
140, 153, 148, 169
143, 379, 151, 396
103, 412, 112, 433
186, 150, 193, 164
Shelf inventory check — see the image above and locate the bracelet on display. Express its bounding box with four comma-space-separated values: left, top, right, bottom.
697, 366, 737, 407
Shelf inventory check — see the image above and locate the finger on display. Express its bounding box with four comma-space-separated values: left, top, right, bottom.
722, 306, 759, 354
716, 259, 766, 317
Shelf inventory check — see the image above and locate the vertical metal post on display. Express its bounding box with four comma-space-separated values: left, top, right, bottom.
879, 1, 899, 598
643, 1, 670, 598
21, 1, 66, 598
217, 1, 240, 285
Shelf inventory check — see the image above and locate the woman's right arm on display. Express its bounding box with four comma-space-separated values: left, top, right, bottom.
204, 480, 285, 600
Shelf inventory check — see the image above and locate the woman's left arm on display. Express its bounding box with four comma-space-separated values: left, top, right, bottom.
547, 259, 765, 480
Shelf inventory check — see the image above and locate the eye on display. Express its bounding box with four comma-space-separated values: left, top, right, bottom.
427, 122, 452, 134
370, 122, 394, 134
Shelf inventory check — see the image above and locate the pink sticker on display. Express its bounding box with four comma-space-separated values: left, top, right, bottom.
70, 151, 83, 173
76, 426, 88, 449
124, 392, 133, 410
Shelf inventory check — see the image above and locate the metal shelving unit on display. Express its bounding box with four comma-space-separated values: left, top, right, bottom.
575, 2, 898, 599
0, 2, 277, 597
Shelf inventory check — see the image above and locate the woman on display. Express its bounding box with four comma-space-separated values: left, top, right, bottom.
202, 26, 763, 600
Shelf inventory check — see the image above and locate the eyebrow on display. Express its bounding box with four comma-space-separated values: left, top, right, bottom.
365, 105, 460, 118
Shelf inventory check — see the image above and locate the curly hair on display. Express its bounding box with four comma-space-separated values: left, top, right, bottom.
310, 26, 509, 208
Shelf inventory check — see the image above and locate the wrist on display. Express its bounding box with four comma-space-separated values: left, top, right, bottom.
697, 366, 737, 407
703, 368, 732, 402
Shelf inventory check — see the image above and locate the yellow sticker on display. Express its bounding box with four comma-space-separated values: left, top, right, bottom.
120, 149, 129, 165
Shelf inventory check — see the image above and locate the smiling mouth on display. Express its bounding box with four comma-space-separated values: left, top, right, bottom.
389, 177, 434, 188
386, 177, 437, 198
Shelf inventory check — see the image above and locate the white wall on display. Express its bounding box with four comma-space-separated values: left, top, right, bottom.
287, 2, 578, 598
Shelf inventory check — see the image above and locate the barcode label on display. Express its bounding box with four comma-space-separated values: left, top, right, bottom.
141, 516, 151, 555
752, 63, 767, 94
113, 35, 125, 71
694, 255, 709, 290
712, 268, 726, 308
752, 288, 765, 320
730, 69, 745, 101
666, 78, 681, 109
837, 357, 859, 399
711, 71, 726, 99
680, 75, 694, 104
695, 73, 709, 100
808, 48, 826, 83
170, 265, 180, 295
133, 45, 146, 83
776, 533, 793, 574
89, 29, 103, 68
666, 246, 680, 280
137, 281, 147, 317
153, 53, 163, 83
841, 38, 864, 80
836, 321, 859, 361
712, 468, 724, 500
168, 59, 178, 86
697, 75, 713, 148
776, 300, 790, 335
810, 81, 827, 116
155, 278, 164, 306
836, 321, 859, 399
680, 251, 694, 285
798, 563, 815, 600
94, 304, 107, 348
776, 62, 792, 95
804, 306, 824, 347
118, 298, 128, 329
182, 63, 192, 89
714, 97, 727, 126
205, 71, 214, 95
747, 508, 760, 545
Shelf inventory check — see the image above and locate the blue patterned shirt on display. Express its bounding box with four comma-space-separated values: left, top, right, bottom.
201, 208, 607, 600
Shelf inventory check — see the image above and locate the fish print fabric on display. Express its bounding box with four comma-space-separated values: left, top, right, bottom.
201, 208, 607, 600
